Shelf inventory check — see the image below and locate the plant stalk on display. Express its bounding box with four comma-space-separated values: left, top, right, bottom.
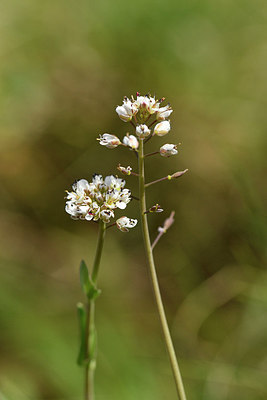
138, 139, 187, 400
85, 221, 106, 400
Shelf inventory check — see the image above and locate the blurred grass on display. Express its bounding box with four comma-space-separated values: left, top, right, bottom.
0, 0, 267, 399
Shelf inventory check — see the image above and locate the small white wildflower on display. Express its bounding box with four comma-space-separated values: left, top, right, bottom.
156, 105, 173, 121
65, 175, 132, 223
154, 120, 171, 136
136, 94, 159, 114
116, 216, 138, 232
98, 133, 121, 149
123, 134, 139, 149
100, 209, 114, 223
160, 144, 178, 157
136, 124, 151, 139
116, 97, 138, 122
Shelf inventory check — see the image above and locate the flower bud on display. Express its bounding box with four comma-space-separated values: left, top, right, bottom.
116, 216, 138, 232
171, 169, 188, 179
123, 134, 139, 149
136, 124, 151, 138
98, 133, 121, 149
158, 211, 175, 233
156, 105, 173, 121
160, 144, 178, 157
154, 121, 171, 136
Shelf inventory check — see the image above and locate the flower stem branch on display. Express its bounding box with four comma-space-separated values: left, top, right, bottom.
148, 119, 157, 128
152, 211, 175, 250
138, 139, 187, 400
85, 221, 106, 400
144, 133, 154, 144
131, 195, 140, 201
145, 151, 160, 158
106, 222, 116, 229
145, 169, 188, 188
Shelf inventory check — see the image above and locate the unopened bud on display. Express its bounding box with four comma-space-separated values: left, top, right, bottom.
171, 169, 188, 179
136, 124, 151, 138
160, 144, 178, 157
154, 120, 171, 136
123, 134, 139, 150
158, 211, 175, 233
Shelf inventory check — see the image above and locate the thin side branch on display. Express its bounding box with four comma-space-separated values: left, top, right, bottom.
130, 120, 136, 129
152, 211, 175, 250
145, 151, 159, 158
145, 169, 188, 188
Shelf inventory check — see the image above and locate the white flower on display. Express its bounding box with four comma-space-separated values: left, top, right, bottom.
160, 144, 178, 157
65, 175, 132, 223
100, 209, 114, 223
116, 98, 138, 122
136, 95, 159, 114
116, 216, 138, 232
156, 105, 173, 121
123, 134, 139, 149
154, 120, 171, 136
136, 124, 151, 138
98, 133, 121, 149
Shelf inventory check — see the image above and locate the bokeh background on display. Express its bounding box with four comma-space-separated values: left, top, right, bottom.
1, 0, 267, 399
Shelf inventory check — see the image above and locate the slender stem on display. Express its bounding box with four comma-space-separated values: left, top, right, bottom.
148, 119, 157, 128
145, 151, 160, 158
91, 221, 106, 282
145, 169, 188, 188
144, 132, 154, 144
138, 139, 187, 400
131, 195, 140, 201
106, 222, 117, 229
145, 175, 172, 188
151, 230, 164, 250
85, 221, 106, 400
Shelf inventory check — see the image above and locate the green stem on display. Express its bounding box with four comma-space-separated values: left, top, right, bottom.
138, 139, 187, 400
85, 221, 106, 400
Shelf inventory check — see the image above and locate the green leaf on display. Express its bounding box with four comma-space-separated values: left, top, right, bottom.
80, 260, 90, 294
77, 302, 86, 366
79, 260, 101, 300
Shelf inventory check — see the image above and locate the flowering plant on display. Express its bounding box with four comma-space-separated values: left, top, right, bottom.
65, 176, 137, 400
66, 92, 187, 400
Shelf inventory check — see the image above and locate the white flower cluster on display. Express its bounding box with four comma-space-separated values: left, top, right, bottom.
65, 174, 137, 231
116, 94, 173, 123
115, 93, 172, 138
98, 93, 178, 157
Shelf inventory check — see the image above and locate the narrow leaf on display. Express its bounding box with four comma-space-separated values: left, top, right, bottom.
79, 260, 101, 300
80, 260, 90, 295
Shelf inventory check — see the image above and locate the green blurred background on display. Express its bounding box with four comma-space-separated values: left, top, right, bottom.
1, 0, 267, 399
